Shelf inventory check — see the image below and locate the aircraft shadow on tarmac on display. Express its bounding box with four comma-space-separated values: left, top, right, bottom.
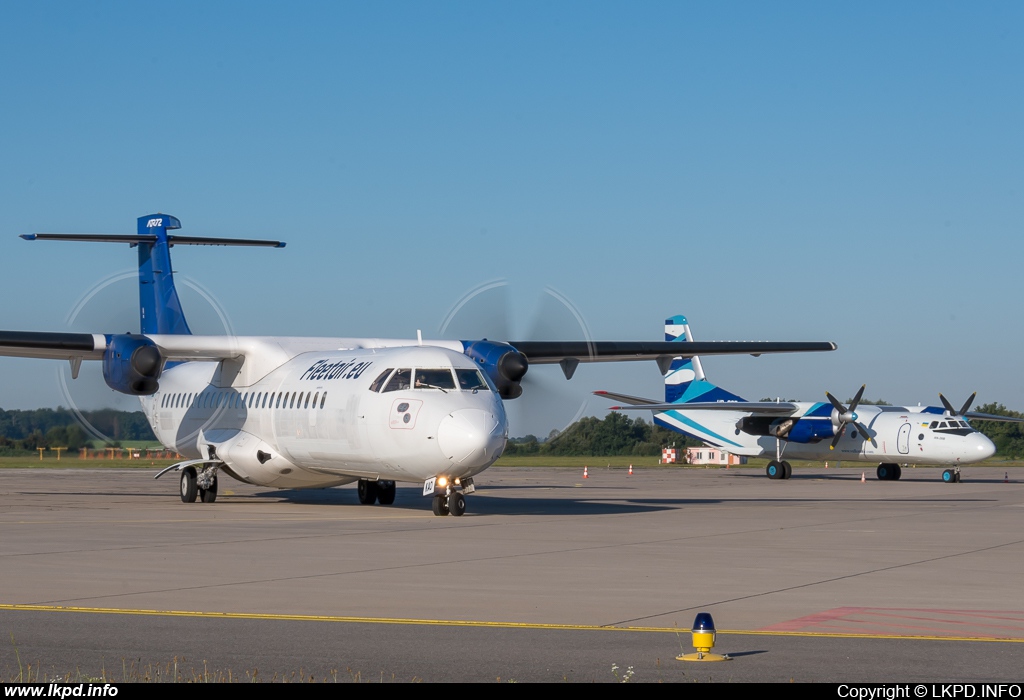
252, 487, 676, 516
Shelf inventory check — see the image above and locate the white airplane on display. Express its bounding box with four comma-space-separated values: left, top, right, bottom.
597, 315, 1019, 483
0, 215, 837, 515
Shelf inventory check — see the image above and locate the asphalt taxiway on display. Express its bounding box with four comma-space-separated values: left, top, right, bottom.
1, 465, 1022, 682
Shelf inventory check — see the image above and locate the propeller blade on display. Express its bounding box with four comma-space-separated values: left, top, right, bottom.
959, 392, 977, 416
829, 423, 846, 450
825, 391, 847, 415
437, 279, 511, 342
855, 422, 875, 445
938, 393, 957, 416
848, 384, 866, 412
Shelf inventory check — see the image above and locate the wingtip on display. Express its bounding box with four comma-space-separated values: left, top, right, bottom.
19, 234, 36, 241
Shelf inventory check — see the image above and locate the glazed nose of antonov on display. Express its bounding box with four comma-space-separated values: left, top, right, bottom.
968, 432, 996, 460
438, 409, 506, 468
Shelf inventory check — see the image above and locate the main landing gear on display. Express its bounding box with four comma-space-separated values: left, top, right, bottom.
766, 460, 792, 480
357, 479, 397, 505
179, 465, 219, 503
876, 463, 902, 481
942, 467, 962, 483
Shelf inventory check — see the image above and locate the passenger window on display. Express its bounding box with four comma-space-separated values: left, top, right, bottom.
312, 392, 319, 408
289, 393, 297, 409
320, 392, 327, 409
369, 368, 394, 392
383, 369, 412, 392
304, 393, 311, 409
414, 368, 456, 390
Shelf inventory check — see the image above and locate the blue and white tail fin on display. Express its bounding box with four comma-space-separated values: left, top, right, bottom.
23, 214, 285, 336
664, 315, 746, 404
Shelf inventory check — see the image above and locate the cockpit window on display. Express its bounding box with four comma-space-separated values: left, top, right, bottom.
383, 369, 411, 392
929, 421, 938, 429
414, 369, 456, 390
369, 368, 394, 392
456, 369, 489, 391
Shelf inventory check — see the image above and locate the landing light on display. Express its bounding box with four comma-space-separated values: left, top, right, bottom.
437, 476, 448, 488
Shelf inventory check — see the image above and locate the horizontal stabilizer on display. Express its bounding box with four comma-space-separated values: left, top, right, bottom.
22, 233, 285, 248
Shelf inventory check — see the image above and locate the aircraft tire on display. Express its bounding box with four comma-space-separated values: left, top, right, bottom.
942, 469, 955, 483
892, 465, 902, 481
877, 465, 889, 481
781, 461, 792, 479
357, 479, 379, 505
200, 475, 218, 503
954, 471, 961, 483
449, 493, 466, 517
432, 495, 449, 516
180, 467, 198, 503
376, 481, 396, 505
766, 461, 783, 479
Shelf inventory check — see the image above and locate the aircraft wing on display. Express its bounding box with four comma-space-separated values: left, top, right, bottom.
964, 411, 1024, 423
0, 331, 106, 361
511, 341, 836, 364
593, 390, 801, 414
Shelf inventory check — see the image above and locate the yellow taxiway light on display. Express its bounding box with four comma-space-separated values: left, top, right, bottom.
677, 612, 730, 662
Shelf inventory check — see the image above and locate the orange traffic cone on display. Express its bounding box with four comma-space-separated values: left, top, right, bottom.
583, 466, 589, 479
861, 471, 866, 483
628, 464, 633, 476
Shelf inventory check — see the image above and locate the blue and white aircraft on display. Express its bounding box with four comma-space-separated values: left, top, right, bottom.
0, 216, 836, 515
597, 315, 1017, 484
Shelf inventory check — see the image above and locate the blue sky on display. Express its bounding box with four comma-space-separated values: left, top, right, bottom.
1, 2, 1022, 436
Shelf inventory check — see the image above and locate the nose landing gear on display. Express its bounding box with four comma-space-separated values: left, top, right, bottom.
425, 476, 473, 517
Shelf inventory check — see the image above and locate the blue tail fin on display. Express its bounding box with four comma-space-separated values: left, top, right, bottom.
137, 214, 191, 335
22, 214, 286, 336
664, 315, 746, 403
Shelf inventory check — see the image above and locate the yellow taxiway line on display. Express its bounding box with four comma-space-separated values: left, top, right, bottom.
0, 604, 1020, 643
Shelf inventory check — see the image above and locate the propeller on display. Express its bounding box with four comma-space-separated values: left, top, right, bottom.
61, 270, 232, 443
938, 392, 976, 417
825, 384, 874, 450
438, 279, 593, 439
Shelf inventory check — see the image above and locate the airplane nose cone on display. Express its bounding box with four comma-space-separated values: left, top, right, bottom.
970, 432, 996, 460
437, 409, 506, 468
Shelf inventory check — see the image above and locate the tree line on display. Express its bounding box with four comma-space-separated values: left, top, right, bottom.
0, 408, 156, 453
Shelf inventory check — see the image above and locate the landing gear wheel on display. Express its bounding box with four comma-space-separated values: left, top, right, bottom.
448, 493, 466, 517
877, 464, 890, 481
781, 461, 792, 479
180, 467, 198, 503
942, 469, 956, 483
376, 481, 396, 505
357, 479, 379, 505
766, 461, 783, 479
954, 471, 961, 483
893, 465, 902, 481
199, 475, 218, 503
432, 494, 449, 516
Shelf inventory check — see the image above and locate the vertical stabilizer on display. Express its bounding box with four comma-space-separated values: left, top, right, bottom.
664, 315, 745, 404
137, 214, 191, 336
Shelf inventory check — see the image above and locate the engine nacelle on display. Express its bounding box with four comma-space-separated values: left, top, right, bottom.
102, 334, 163, 395
461, 340, 529, 399
775, 418, 834, 444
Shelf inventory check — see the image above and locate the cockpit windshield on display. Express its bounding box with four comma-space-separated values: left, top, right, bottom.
456, 369, 488, 391
414, 369, 457, 391
377, 367, 494, 392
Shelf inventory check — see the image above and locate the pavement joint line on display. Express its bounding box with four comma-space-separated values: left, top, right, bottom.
0, 604, 1021, 643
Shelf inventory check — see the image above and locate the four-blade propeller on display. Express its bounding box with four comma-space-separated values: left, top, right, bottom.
939, 392, 976, 417
825, 385, 874, 450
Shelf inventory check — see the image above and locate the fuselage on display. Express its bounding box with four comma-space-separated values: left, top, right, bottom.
142, 345, 508, 489
655, 403, 996, 465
